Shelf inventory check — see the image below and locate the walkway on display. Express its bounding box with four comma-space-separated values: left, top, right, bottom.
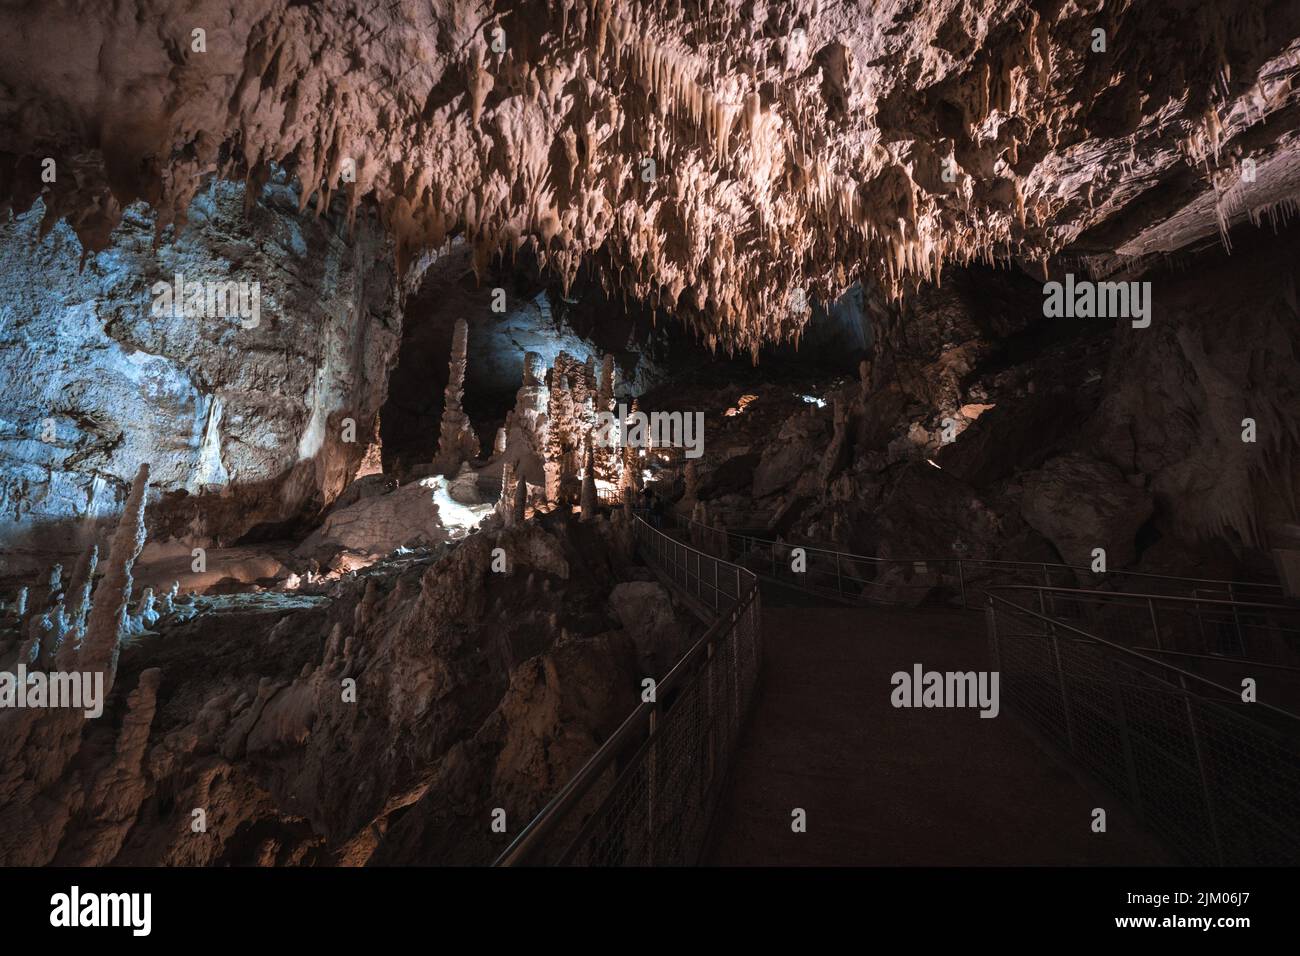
705, 603, 1172, 865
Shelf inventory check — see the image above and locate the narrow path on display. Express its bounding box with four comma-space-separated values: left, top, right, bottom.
706, 603, 1172, 865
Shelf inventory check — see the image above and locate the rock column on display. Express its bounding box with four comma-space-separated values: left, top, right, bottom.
433, 318, 480, 476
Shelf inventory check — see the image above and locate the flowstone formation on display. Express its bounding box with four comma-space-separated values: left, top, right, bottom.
3, 2, 1298, 359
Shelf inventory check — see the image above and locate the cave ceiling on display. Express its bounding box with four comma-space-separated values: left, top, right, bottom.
2, 0, 1298, 355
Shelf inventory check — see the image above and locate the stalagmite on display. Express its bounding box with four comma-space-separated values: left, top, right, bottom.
433, 318, 480, 477
580, 439, 597, 521
512, 467, 529, 524
598, 354, 615, 410
163, 581, 179, 614
819, 397, 851, 484
80, 463, 150, 691
499, 462, 517, 526
132, 586, 158, 634
66, 543, 98, 636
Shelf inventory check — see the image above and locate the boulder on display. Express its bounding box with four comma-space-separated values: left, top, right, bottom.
937, 388, 1080, 486
698, 452, 760, 499
295, 475, 494, 563
1020, 454, 1154, 569
752, 412, 829, 498
607, 581, 683, 675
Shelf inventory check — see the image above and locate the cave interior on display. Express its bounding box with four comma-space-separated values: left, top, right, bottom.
1, 0, 1299, 870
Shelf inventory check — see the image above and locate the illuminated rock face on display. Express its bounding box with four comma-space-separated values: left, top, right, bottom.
0, 177, 402, 576
1, 1, 1297, 359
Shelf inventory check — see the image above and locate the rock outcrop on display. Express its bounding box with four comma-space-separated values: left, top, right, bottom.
1, 504, 693, 866
0, 464, 154, 865
0, 177, 402, 575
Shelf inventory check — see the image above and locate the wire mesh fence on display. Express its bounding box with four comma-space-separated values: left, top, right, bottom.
991, 585, 1300, 693
988, 592, 1300, 865
495, 514, 761, 866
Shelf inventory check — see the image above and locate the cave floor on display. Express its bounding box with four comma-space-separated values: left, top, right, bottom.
705, 603, 1174, 866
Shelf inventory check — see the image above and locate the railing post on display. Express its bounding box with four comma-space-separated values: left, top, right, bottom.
731, 604, 740, 736
1147, 596, 1163, 651
835, 551, 842, 600
1048, 621, 1076, 755
958, 559, 967, 610
985, 600, 1000, 672
705, 641, 716, 787
647, 703, 658, 867
1228, 582, 1245, 654
1178, 673, 1225, 865
1107, 656, 1144, 821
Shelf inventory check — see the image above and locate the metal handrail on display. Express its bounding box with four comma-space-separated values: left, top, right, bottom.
988, 583, 1300, 612
990, 584, 1300, 671
672, 514, 1283, 608
679, 516, 1282, 589
987, 589, 1300, 865
494, 513, 760, 866
986, 591, 1300, 725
